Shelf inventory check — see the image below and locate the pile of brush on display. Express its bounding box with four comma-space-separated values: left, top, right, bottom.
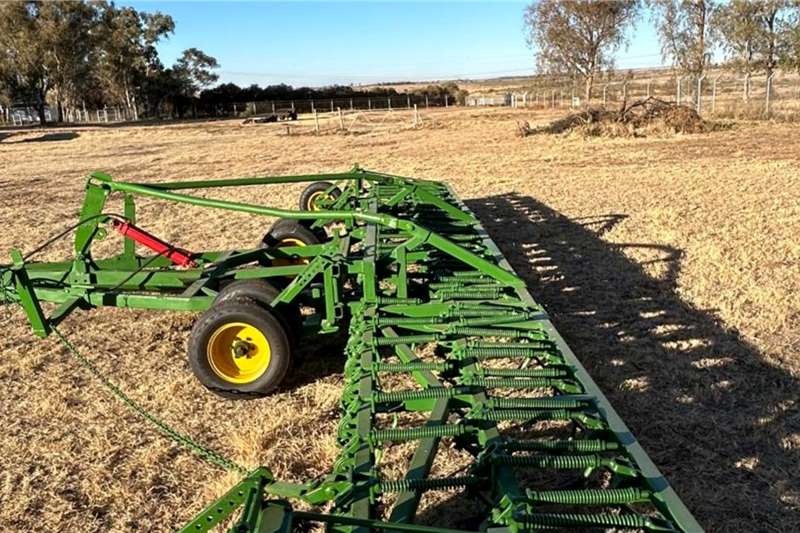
518, 97, 709, 138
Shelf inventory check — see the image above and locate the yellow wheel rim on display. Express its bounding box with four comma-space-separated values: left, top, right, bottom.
307, 191, 330, 211
207, 321, 271, 384
272, 237, 309, 268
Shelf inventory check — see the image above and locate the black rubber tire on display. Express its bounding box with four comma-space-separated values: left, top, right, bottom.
299, 181, 342, 211
214, 279, 302, 345
188, 299, 291, 399
268, 217, 328, 242
261, 218, 321, 248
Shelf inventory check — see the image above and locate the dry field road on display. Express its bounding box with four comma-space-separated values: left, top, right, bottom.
0, 107, 798, 531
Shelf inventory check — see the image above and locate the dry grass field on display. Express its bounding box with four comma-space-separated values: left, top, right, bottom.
0, 107, 798, 532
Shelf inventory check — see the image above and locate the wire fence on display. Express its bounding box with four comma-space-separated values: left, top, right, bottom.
0, 94, 455, 127
487, 70, 800, 120
243, 106, 443, 136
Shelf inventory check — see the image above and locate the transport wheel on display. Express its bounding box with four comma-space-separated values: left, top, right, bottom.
299, 181, 342, 211
261, 218, 320, 249
266, 217, 328, 242
214, 279, 302, 345
188, 298, 291, 399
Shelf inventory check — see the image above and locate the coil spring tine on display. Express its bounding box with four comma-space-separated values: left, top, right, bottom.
373, 387, 463, 403
372, 362, 449, 373
521, 513, 655, 530
374, 334, 437, 346
503, 439, 619, 453
525, 487, 651, 505
371, 424, 469, 443
379, 475, 479, 493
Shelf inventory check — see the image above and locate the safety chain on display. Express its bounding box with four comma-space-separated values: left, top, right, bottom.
51, 325, 249, 476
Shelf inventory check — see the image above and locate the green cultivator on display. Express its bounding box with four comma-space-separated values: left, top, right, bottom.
0, 168, 702, 532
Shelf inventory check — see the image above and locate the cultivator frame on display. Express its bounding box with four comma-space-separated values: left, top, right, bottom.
1, 168, 702, 532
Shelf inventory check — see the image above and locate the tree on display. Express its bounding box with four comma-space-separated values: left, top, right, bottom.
524, 0, 641, 101
650, 0, 717, 77
786, 5, 800, 71
95, 2, 174, 116
0, 2, 51, 124
715, 0, 797, 79
37, 1, 99, 122
174, 48, 219, 96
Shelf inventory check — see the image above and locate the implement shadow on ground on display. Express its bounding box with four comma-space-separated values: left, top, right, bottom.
448, 193, 799, 531
0, 131, 80, 143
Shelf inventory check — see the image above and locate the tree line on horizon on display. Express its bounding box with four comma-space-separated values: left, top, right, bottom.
525, 0, 800, 101
0, 1, 467, 125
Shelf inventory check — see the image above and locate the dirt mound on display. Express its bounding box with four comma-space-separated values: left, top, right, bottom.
518, 97, 710, 138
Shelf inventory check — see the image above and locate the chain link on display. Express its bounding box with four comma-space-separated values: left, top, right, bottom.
51, 325, 249, 476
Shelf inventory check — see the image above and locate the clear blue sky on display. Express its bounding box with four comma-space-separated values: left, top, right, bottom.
125, 1, 665, 88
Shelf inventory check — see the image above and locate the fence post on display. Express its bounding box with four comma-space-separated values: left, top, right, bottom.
233, 103, 238, 116
311, 99, 315, 113
445, 94, 449, 107
743, 73, 751, 102
711, 76, 720, 114
338, 107, 344, 130
696, 75, 705, 114
765, 73, 775, 117
291, 100, 295, 112
368, 98, 371, 110
406, 95, 410, 109
313, 109, 320, 134
413, 104, 419, 127
388, 97, 392, 111
330, 99, 334, 113
425, 95, 429, 108
350, 98, 354, 111
272, 101, 276, 114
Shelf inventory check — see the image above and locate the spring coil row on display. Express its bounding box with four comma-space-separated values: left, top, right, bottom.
459, 347, 550, 360
370, 423, 469, 443
374, 334, 437, 346
526, 487, 650, 505
379, 475, 480, 493
376, 296, 422, 305
450, 326, 527, 338
491, 454, 602, 469
521, 512, 652, 529
467, 377, 578, 392
436, 290, 504, 300
481, 367, 569, 378
489, 397, 586, 409
472, 408, 574, 422
503, 439, 618, 453
372, 362, 449, 373
373, 386, 462, 403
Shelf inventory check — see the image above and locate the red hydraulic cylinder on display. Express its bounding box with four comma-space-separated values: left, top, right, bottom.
111, 220, 196, 268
